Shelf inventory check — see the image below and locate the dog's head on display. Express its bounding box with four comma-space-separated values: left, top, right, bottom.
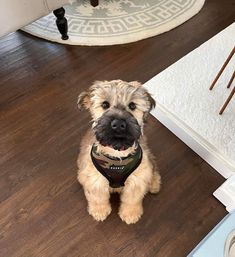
78, 80, 155, 151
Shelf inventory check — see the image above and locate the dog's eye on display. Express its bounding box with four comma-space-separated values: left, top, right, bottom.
101, 101, 110, 109
128, 102, 136, 110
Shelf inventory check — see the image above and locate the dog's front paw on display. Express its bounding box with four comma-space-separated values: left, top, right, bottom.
119, 204, 143, 224
88, 204, 111, 222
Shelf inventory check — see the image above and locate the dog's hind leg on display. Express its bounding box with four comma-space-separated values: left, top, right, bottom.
147, 152, 161, 194
149, 171, 161, 194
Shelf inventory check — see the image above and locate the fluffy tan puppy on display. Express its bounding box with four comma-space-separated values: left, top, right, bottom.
77, 80, 161, 224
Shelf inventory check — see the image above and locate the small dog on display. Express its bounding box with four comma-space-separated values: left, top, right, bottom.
77, 80, 161, 224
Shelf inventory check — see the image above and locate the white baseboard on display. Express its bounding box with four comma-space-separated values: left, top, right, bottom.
151, 104, 235, 179
214, 175, 235, 212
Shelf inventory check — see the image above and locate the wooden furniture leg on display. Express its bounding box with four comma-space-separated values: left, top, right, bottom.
219, 86, 235, 115
209, 46, 235, 90
227, 70, 235, 88
53, 7, 69, 40
90, 0, 99, 7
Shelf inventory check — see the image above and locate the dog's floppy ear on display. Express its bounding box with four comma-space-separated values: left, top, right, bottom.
143, 91, 156, 121
130, 81, 156, 112
145, 91, 156, 112
77, 91, 91, 110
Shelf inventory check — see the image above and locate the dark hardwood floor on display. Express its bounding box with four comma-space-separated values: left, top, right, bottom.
0, 0, 234, 256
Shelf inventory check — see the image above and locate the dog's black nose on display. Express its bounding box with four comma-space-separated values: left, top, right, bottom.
111, 119, 126, 132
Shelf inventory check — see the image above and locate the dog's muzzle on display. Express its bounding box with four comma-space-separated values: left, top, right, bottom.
94, 110, 141, 151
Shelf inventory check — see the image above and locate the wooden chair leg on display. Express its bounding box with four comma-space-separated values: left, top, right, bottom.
219, 86, 235, 115
53, 7, 69, 40
90, 0, 99, 7
227, 70, 235, 88
209, 46, 235, 90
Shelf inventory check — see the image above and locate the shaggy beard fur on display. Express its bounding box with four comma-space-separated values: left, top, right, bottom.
94, 109, 141, 151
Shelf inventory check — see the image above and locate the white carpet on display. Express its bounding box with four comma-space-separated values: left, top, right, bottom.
22, 0, 205, 45
145, 23, 235, 177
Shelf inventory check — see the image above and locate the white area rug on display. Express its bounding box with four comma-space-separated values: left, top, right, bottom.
145, 23, 235, 177
22, 0, 205, 45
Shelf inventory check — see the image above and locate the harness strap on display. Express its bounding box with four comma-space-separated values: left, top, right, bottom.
90, 144, 142, 188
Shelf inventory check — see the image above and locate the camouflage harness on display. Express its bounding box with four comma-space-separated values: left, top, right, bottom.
91, 144, 142, 188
